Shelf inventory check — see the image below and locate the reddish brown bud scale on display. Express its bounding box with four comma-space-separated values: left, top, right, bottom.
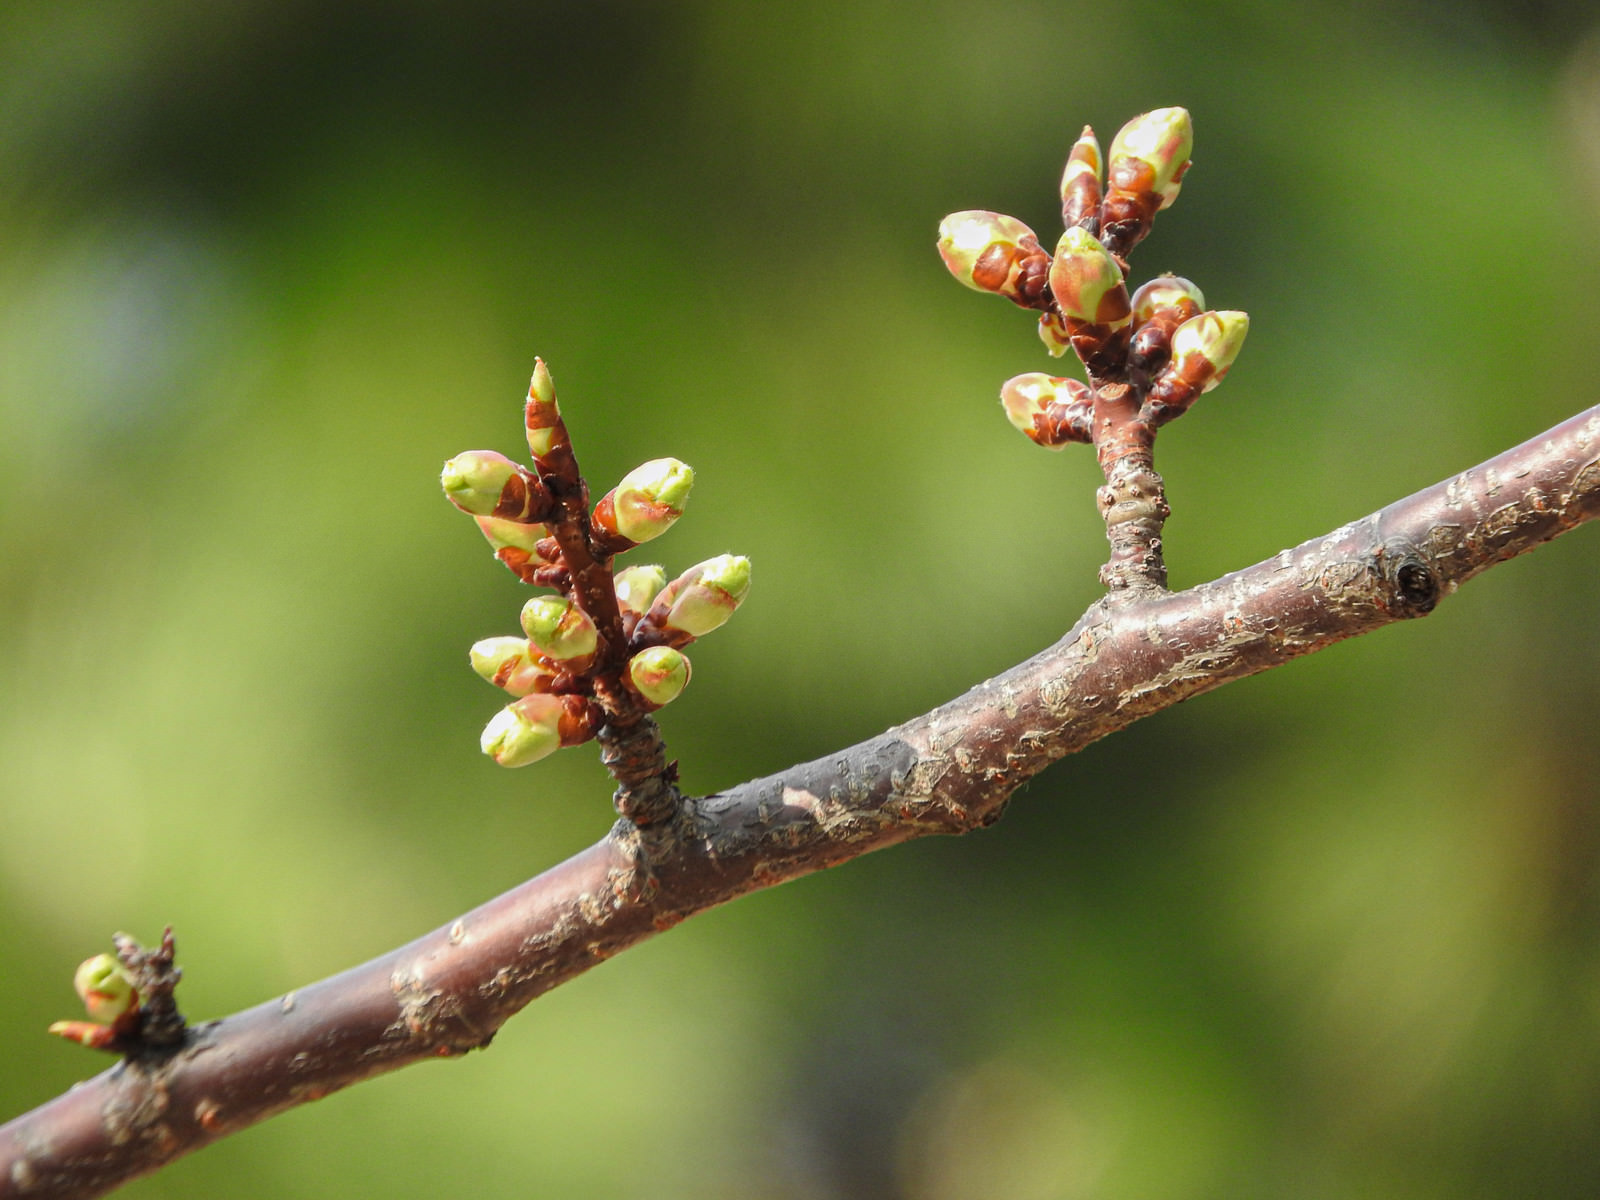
1065, 318, 1132, 380
491, 467, 553, 523
555, 695, 600, 747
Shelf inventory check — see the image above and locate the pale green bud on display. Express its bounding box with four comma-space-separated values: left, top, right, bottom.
627, 646, 691, 707
1170, 310, 1250, 392
1047, 227, 1131, 328
615, 564, 668, 619
1108, 107, 1193, 206
520, 596, 599, 662
73, 954, 138, 1025
480, 696, 563, 767
441, 451, 550, 522
936, 210, 1052, 307
664, 554, 751, 637
468, 637, 551, 697
613, 458, 694, 543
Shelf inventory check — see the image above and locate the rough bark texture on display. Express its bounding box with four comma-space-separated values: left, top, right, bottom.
4, 404, 1598, 1199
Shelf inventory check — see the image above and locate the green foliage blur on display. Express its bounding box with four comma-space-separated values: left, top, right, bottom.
4, 1, 1600, 1195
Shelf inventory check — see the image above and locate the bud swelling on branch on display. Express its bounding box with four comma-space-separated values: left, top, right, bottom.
441, 451, 553, 523
1000, 373, 1094, 449
1127, 275, 1206, 379
468, 637, 553, 697
73, 954, 138, 1026
480, 694, 597, 768
1102, 106, 1193, 255
936, 211, 1053, 309
1048, 228, 1131, 328
599, 458, 694, 545
1146, 309, 1250, 425
614, 564, 668, 620
627, 645, 691, 708
649, 554, 752, 639
520, 596, 600, 663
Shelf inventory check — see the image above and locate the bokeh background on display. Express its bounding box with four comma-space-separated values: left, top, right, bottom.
3, 1, 1600, 1196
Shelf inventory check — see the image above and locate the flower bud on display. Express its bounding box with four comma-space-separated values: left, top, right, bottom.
523, 359, 563, 461
1101, 107, 1193, 256
1127, 276, 1206, 380
614, 564, 668, 620
1170, 310, 1249, 391
1145, 310, 1250, 426
609, 458, 694, 544
73, 954, 138, 1026
520, 596, 599, 663
1000, 373, 1094, 449
441, 451, 553, 523
653, 554, 752, 638
480, 695, 561, 767
1107, 107, 1193, 206
481, 694, 595, 767
468, 637, 553, 697
1047, 228, 1131, 328
627, 645, 691, 708
936, 211, 1052, 309
1059, 125, 1103, 231
1129, 275, 1205, 328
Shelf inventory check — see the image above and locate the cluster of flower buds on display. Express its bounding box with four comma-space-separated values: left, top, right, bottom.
936, 107, 1249, 444
442, 361, 751, 768
47, 953, 141, 1051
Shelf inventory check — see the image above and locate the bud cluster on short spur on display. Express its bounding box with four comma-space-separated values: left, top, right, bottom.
937, 107, 1249, 594
441, 361, 751, 769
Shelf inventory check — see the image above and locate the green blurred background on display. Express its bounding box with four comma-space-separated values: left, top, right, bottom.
3, 1, 1600, 1196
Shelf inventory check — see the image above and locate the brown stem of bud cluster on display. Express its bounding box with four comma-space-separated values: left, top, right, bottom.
940, 110, 1247, 599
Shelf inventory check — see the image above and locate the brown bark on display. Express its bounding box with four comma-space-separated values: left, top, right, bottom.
3, 404, 1598, 1199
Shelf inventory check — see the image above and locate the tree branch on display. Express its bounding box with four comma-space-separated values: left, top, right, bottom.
3, 404, 1597, 1199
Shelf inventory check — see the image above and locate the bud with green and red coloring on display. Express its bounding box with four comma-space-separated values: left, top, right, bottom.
1048, 227, 1132, 376
520, 595, 599, 663
1048, 228, 1131, 328
1037, 310, 1071, 358
1146, 310, 1250, 425
72, 954, 139, 1026
1000, 373, 1094, 449
1102, 107, 1193, 257
627, 645, 691, 708
647, 554, 752, 640
614, 564, 668, 621
469, 636, 554, 697
441, 451, 553, 523
480, 694, 596, 768
1127, 275, 1206, 379
593, 457, 694, 546
936, 211, 1053, 310
523, 359, 564, 463
1059, 125, 1103, 232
